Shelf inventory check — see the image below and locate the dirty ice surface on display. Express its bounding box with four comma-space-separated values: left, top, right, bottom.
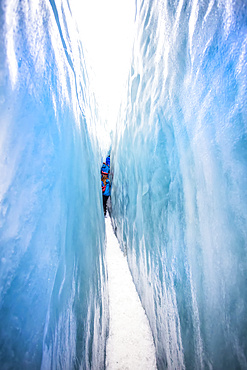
105, 216, 157, 369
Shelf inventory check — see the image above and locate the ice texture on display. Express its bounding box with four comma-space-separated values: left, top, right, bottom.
0, 1, 107, 368
111, 0, 247, 369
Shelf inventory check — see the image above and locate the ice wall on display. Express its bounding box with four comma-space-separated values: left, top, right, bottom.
0, 1, 107, 368
111, 0, 247, 368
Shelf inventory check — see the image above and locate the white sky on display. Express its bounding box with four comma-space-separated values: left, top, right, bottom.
70, 0, 136, 143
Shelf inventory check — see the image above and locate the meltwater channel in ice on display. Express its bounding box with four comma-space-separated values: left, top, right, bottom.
1, 0, 247, 369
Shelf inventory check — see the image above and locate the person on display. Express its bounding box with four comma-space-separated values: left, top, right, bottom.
101, 162, 109, 177
101, 174, 111, 216
106, 155, 110, 168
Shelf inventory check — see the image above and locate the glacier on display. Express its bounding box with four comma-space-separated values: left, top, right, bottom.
111, 0, 247, 369
0, 1, 108, 369
0, 0, 247, 369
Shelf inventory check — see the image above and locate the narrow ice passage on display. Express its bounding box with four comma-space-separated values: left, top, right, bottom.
105, 217, 157, 369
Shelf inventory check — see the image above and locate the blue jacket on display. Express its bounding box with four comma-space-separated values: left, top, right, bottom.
106, 156, 110, 167
101, 163, 109, 177
102, 179, 111, 196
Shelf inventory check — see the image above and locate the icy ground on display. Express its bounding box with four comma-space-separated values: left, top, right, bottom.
105, 216, 157, 369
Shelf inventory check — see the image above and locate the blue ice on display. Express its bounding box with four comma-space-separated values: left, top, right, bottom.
0, 0, 247, 369
111, 0, 247, 369
0, 1, 107, 368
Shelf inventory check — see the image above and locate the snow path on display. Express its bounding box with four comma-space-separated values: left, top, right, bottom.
105, 216, 157, 370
